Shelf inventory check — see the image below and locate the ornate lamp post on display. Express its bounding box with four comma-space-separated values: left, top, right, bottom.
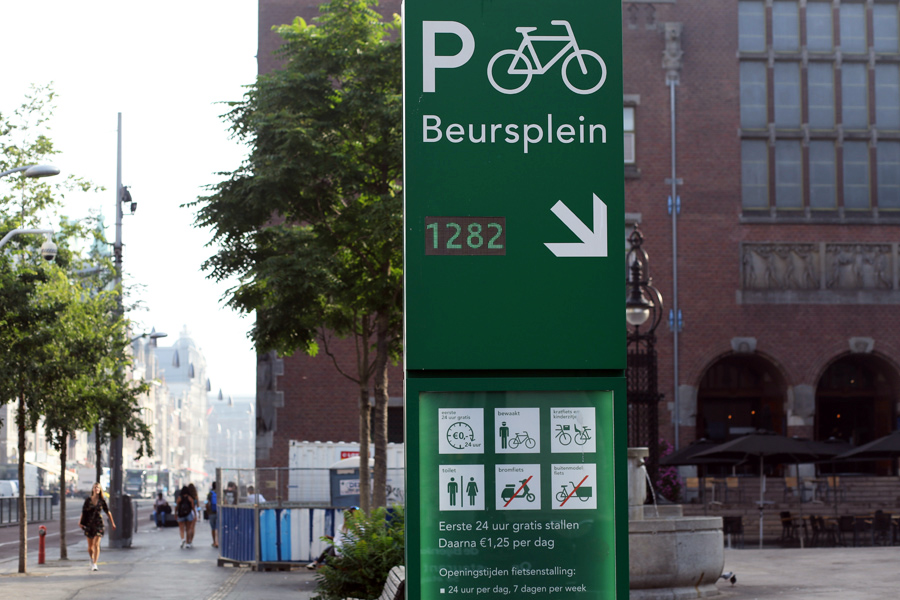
626, 225, 664, 482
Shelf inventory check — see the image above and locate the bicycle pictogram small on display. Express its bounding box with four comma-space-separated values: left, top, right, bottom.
508, 431, 537, 450
488, 20, 607, 95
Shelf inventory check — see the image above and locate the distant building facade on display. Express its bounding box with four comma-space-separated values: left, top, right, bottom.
207, 395, 256, 472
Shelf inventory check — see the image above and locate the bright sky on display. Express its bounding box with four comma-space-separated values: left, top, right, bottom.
0, 1, 260, 396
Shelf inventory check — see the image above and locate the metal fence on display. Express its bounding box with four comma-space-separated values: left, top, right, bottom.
218, 467, 405, 507
215, 466, 404, 568
0, 496, 54, 525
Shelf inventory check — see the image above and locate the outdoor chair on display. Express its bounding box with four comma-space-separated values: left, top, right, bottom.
724, 477, 742, 504
684, 477, 701, 503
835, 515, 857, 547
705, 478, 722, 505
807, 515, 820, 546
779, 511, 798, 544
783, 477, 798, 503
854, 514, 873, 546
812, 516, 836, 547
825, 476, 843, 503
872, 511, 893, 546
722, 515, 744, 549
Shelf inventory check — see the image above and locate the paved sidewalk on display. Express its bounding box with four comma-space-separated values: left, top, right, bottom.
714, 546, 899, 599
3, 523, 898, 599
0, 522, 317, 600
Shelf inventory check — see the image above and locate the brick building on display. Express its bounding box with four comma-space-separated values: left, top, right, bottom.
624, 0, 900, 477
256, 0, 900, 477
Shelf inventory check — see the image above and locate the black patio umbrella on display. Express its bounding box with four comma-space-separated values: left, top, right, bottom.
693, 431, 823, 548
659, 438, 734, 466
834, 430, 900, 461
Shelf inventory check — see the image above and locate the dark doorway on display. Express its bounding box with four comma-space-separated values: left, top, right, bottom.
697, 354, 788, 475
816, 355, 897, 475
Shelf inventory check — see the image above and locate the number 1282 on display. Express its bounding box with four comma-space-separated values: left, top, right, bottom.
424, 216, 506, 256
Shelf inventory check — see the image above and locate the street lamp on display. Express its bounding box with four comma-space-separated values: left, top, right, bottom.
626, 225, 664, 483
0, 228, 56, 257
0, 164, 60, 259
131, 330, 168, 344
0, 164, 60, 179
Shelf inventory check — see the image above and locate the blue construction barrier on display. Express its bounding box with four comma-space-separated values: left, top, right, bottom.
220, 506, 256, 562
219, 506, 351, 566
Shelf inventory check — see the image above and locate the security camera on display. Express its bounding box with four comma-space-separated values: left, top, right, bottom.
40, 239, 58, 262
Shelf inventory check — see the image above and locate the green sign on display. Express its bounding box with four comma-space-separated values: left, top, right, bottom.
403, 0, 625, 371
405, 377, 628, 600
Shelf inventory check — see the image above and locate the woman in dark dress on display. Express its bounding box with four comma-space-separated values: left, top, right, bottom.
79, 482, 116, 571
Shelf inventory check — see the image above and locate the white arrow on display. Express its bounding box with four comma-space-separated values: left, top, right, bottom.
544, 194, 608, 257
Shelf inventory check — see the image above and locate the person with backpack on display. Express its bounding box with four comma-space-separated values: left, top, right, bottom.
206, 482, 218, 548
176, 485, 195, 548
187, 483, 200, 548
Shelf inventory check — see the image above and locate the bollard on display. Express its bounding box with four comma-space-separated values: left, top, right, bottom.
38, 525, 47, 564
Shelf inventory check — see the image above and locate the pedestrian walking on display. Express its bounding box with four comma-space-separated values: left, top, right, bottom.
206, 482, 218, 548
175, 485, 196, 548
79, 482, 116, 571
187, 483, 200, 547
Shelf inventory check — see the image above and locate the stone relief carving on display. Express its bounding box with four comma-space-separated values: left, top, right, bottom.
661, 22, 683, 81
731, 337, 758, 354
742, 242, 896, 292
849, 337, 875, 354
742, 243, 820, 290
256, 350, 285, 461
826, 244, 892, 290
626, 3, 657, 30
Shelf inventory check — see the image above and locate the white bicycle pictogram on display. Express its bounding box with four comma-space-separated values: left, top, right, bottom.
487, 20, 607, 95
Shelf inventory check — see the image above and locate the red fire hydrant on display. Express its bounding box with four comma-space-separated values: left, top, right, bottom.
38, 525, 46, 565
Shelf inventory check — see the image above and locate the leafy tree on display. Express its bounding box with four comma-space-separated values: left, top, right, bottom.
312, 506, 405, 600
38, 263, 127, 559
1, 85, 98, 229
191, 0, 402, 510
0, 85, 114, 572
0, 260, 64, 573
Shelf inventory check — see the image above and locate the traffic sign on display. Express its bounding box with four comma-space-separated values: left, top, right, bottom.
404, 0, 625, 371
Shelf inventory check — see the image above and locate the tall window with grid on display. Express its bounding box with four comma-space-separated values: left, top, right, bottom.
739, 1, 900, 216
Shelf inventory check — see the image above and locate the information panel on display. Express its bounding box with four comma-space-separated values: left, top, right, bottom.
403, 0, 625, 371
416, 390, 617, 600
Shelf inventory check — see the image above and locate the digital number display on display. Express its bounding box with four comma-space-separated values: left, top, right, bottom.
425, 217, 506, 256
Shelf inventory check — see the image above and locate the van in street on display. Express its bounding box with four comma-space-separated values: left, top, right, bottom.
0, 480, 19, 497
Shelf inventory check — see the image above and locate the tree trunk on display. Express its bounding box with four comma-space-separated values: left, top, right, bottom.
17, 398, 27, 574
358, 382, 371, 512
371, 312, 391, 508
59, 434, 68, 560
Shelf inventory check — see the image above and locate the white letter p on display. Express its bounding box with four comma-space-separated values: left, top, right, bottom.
423, 21, 475, 93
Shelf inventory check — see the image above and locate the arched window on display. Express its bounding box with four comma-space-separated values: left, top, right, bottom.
816, 355, 898, 475
697, 355, 787, 442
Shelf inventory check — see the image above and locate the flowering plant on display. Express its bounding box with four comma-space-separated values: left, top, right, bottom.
655, 438, 683, 503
